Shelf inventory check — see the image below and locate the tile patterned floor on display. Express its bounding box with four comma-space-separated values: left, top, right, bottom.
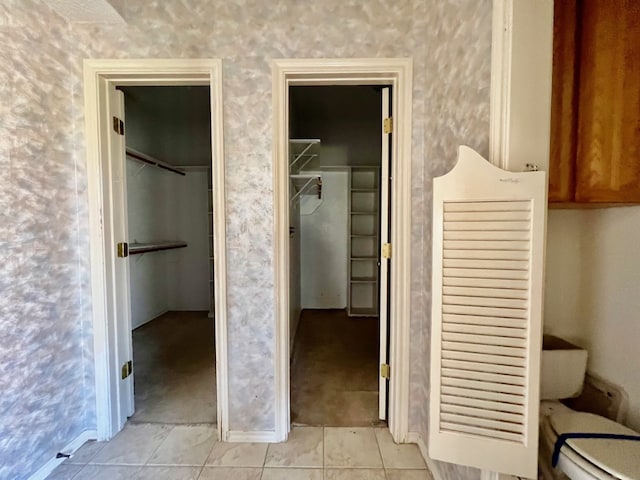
47, 424, 433, 480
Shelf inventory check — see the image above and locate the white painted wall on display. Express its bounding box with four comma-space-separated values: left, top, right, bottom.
127, 163, 210, 329
166, 169, 210, 312
124, 86, 211, 329
127, 158, 171, 328
300, 171, 349, 309
545, 207, 640, 430
290, 86, 382, 168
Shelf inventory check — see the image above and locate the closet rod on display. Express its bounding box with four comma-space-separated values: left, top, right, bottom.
126, 148, 186, 176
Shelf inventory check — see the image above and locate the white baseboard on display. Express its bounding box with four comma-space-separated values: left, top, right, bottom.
28, 430, 97, 480
226, 430, 279, 443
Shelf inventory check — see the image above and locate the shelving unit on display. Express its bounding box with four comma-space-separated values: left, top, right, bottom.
289, 139, 322, 204
348, 167, 380, 317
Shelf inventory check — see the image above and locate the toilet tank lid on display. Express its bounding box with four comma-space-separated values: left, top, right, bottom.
551, 412, 640, 480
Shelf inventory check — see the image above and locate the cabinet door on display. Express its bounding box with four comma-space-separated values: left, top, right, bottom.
575, 0, 640, 203
548, 0, 578, 202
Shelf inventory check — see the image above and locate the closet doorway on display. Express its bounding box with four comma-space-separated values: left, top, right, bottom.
84, 59, 228, 442
273, 59, 413, 443
118, 86, 216, 425
288, 85, 391, 427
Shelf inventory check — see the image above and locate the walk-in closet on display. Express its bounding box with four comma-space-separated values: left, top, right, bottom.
288, 86, 387, 426
119, 86, 216, 424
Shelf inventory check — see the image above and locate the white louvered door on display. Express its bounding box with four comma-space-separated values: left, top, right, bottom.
429, 146, 547, 479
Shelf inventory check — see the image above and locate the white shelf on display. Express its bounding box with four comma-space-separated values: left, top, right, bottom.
347, 167, 381, 317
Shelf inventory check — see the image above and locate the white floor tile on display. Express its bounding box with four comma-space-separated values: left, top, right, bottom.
324, 427, 383, 468
72, 465, 141, 480
265, 427, 323, 468
324, 468, 386, 479
135, 466, 202, 480
374, 428, 426, 469
198, 466, 262, 479
386, 469, 435, 480
147, 425, 217, 466
261, 468, 323, 480
205, 442, 268, 467
90, 424, 171, 465
45, 464, 83, 479
63, 440, 107, 465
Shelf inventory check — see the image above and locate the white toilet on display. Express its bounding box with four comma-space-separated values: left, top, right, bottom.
539, 336, 640, 480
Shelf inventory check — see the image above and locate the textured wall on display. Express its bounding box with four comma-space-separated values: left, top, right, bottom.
0, 0, 492, 478
0, 2, 92, 479
419, 1, 492, 479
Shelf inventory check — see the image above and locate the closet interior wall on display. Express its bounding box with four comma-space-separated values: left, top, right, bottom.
288, 86, 383, 327
122, 86, 213, 328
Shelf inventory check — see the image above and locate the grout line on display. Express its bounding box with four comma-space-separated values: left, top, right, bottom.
373, 426, 387, 472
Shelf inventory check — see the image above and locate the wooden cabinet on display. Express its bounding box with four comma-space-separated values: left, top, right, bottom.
549, 0, 640, 204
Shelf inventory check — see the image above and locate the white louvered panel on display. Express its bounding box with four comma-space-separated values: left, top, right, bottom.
444, 249, 530, 260
443, 286, 528, 299
443, 277, 529, 289
443, 304, 527, 319
444, 201, 531, 212
442, 332, 525, 348
442, 313, 527, 329
443, 268, 528, 280
441, 359, 525, 377
440, 423, 523, 443
442, 377, 525, 396
444, 240, 530, 250
444, 258, 529, 270
440, 198, 531, 445
444, 230, 530, 241
441, 385, 525, 405
444, 211, 530, 222
441, 394, 524, 414
443, 323, 526, 338
441, 404, 524, 424
430, 147, 546, 478
442, 350, 526, 368
444, 221, 531, 231
440, 413, 523, 434
442, 368, 526, 386
442, 341, 525, 358
443, 295, 527, 309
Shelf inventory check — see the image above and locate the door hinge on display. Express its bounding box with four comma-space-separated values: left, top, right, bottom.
117, 242, 129, 258
121, 360, 132, 379
113, 116, 125, 135
381, 363, 390, 379
383, 117, 393, 134
382, 243, 392, 259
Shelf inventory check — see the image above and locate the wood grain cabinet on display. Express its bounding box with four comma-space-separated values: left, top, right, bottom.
549, 0, 640, 204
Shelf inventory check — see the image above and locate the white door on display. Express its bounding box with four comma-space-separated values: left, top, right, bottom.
378, 87, 391, 420
429, 146, 546, 478
106, 85, 135, 426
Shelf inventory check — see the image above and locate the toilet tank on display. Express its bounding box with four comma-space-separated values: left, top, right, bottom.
541, 335, 588, 400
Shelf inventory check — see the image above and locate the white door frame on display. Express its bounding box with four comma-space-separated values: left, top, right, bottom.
83, 59, 229, 441
272, 58, 413, 443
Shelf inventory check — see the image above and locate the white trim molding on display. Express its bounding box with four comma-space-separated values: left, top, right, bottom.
490, 0, 554, 172
83, 59, 229, 442
226, 430, 280, 443
28, 430, 97, 480
271, 58, 413, 443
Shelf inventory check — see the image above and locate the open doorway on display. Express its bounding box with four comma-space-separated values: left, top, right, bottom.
272, 59, 413, 443
118, 86, 216, 424
288, 86, 389, 427
84, 59, 228, 441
